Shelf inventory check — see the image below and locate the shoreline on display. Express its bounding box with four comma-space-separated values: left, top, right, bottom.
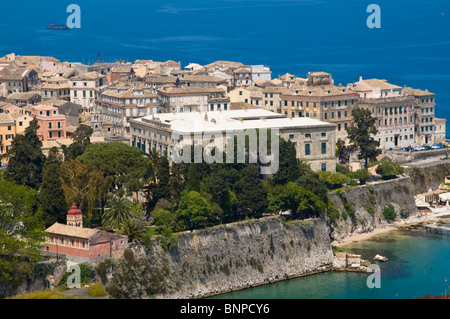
333, 206, 450, 247
206, 208, 450, 299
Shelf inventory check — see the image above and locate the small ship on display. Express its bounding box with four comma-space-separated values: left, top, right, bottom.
47, 23, 70, 30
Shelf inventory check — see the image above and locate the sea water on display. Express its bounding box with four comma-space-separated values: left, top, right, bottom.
0, 0, 449, 133
212, 228, 450, 299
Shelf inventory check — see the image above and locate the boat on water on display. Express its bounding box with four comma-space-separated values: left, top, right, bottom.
47, 23, 69, 30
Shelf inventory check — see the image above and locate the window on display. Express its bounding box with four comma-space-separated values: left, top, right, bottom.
48, 122, 52, 129
289, 134, 294, 139
321, 163, 327, 172
305, 144, 310, 156
305, 133, 311, 138
321, 132, 326, 137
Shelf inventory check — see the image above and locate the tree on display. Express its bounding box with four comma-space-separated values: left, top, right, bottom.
4, 119, 45, 190
376, 161, 404, 180
317, 171, 351, 189
176, 191, 214, 230
346, 108, 382, 168
0, 180, 44, 289
185, 163, 200, 192
351, 168, 371, 185
60, 159, 105, 218
102, 196, 136, 230
234, 165, 268, 218
61, 126, 93, 160
78, 142, 153, 198
268, 182, 326, 219
38, 147, 68, 227
155, 156, 171, 200
336, 138, 356, 166
271, 138, 300, 185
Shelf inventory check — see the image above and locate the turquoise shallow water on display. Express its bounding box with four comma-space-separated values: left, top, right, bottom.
211, 228, 450, 299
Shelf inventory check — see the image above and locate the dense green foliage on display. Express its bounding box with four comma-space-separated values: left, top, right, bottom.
383, 204, 397, 221
376, 161, 405, 180
4, 119, 46, 189
0, 180, 44, 289
38, 147, 68, 227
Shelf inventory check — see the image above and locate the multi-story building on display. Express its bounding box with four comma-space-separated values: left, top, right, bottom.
157, 86, 227, 113
403, 87, 438, 145
232, 67, 253, 87
130, 108, 337, 172
229, 86, 264, 107
0, 113, 15, 164
93, 83, 159, 137
435, 118, 447, 143
11, 112, 33, 135
144, 75, 177, 93
349, 78, 418, 149
31, 105, 67, 141
6, 91, 41, 106
0, 66, 38, 94
41, 77, 71, 100
280, 72, 360, 143
70, 71, 107, 114
251, 65, 272, 83
176, 74, 226, 88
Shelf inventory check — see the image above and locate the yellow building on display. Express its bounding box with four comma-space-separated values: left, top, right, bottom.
0, 113, 15, 164
11, 112, 33, 135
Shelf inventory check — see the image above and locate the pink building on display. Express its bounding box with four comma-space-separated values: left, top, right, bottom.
31, 105, 66, 141
44, 204, 128, 262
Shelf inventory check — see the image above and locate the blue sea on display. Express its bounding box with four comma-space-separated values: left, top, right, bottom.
1, 0, 449, 134
212, 228, 450, 299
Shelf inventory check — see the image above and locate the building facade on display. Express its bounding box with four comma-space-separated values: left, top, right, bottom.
130, 109, 337, 172
44, 204, 128, 262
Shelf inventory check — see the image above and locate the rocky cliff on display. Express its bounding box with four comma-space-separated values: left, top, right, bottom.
131, 216, 334, 299
405, 162, 450, 194
328, 176, 417, 242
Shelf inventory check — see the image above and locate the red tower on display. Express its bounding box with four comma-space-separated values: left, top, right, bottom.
67, 203, 83, 228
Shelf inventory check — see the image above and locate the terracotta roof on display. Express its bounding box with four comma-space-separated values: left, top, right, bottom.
359, 79, 402, 91
158, 86, 225, 95
0, 113, 14, 123
71, 71, 106, 81
45, 222, 99, 239
403, 87, 434, 97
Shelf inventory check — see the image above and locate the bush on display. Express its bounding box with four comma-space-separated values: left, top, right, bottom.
383, 204, 396, 221
317, 171, 351, 189
86, 282, 108, 297
59, 263, 96, 287
376, 161, 404, 180
351, 169, 371, 185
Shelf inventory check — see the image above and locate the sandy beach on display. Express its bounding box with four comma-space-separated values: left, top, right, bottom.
332, 206, 450, 247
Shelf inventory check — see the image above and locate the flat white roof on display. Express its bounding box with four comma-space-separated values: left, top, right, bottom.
132, 108, 335, 134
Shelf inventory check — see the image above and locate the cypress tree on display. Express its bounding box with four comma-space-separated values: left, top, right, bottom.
5, 118, 45, 190
38, 147, 68, 227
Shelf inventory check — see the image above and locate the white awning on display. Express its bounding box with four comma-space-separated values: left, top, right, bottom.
415, 196, 430, 208
439, 193, 450, 202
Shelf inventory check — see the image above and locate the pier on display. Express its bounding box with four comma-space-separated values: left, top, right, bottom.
423, 224, 450, 236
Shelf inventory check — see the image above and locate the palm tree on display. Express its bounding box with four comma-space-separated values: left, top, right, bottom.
146, 148, 161, 182
117, 219, 145, 242
101, 196, 134, 230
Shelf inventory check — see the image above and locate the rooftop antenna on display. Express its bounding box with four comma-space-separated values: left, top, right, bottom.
97, 53, 101, 64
